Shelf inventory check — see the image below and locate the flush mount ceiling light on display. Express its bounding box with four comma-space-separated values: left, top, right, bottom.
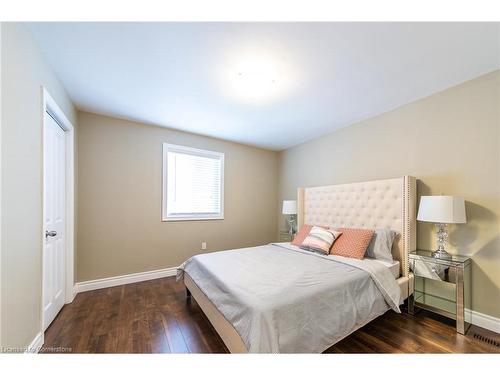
219, 50, 295, 105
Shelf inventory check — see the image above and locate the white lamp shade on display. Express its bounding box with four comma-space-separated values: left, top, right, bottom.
417, 196, 466, 224
282, 200, 297, 215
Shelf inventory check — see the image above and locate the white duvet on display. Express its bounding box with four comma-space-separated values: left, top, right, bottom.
177, 243, 401, 353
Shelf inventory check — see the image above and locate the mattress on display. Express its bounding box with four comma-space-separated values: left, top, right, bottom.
277, 242, 400, 279
178, 243, 401, 353
365, 258, 400, 279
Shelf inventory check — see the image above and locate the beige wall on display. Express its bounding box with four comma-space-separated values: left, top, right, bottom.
279, 70, 500, 319
0, 23, 77, 348
77, 111, 279, 282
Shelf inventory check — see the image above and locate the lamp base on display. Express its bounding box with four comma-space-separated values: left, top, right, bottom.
432, 223, 452, 259
286, 215, 296, 236
432, 249, 452, 259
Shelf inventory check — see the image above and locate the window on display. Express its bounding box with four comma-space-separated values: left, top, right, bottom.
162, 143, 224, 221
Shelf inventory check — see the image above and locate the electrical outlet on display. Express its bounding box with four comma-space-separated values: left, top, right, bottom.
201, 242, 207, 250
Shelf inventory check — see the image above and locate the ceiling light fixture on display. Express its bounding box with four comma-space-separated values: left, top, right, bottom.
219, 50, 295, 105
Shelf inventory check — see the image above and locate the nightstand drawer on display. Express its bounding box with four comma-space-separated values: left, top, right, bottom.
410, 259, 457, 283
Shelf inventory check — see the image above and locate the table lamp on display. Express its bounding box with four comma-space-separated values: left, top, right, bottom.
417, 196, 466, 259
282, 200, 297, 236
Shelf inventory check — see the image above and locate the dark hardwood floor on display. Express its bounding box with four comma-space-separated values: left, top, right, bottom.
41, 276, 500, 353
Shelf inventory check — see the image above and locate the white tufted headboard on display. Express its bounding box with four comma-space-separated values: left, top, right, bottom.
297, 176, 417, 277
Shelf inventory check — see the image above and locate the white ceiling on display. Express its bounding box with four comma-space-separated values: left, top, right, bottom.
26, 22, 500, 150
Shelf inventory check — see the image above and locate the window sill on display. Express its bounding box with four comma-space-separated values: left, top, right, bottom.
162, 215, 224, 222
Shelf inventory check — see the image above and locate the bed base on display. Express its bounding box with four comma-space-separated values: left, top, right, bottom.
184, 273, 247, 353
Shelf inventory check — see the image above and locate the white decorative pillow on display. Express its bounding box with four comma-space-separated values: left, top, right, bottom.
300, 226, 342, 255
365, 229, 397, 262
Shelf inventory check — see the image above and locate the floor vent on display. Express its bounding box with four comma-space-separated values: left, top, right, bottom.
473, 333, 500, 348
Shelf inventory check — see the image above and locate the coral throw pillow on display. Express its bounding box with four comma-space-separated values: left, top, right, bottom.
291, 224, 313, 246
330, 227, 375, 259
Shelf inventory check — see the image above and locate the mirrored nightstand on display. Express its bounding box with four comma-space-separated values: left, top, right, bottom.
409, 250, 471, 334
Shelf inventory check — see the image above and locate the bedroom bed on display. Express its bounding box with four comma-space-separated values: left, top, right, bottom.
177, 176, 417, 353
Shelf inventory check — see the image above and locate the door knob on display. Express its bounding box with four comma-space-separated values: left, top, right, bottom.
45, 230, 57, 238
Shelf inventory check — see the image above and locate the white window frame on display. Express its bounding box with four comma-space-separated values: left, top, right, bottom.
162, 143, 225, 221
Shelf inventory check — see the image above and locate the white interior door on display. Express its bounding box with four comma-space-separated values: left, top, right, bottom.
43, 111, 66, 330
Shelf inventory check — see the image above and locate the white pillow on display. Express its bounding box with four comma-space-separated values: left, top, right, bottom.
364, 229, 397, 262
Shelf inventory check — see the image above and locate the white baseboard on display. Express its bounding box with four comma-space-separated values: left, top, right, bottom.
65, 288, 77, 304
466, 309, 500, 334
74, 266, 178, 294
25, 332, 44, 353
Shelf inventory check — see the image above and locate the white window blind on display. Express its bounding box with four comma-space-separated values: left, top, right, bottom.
162, 143, 224, 221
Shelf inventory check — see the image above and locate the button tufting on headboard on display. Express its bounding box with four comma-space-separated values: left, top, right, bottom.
297, 176, 416, 278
